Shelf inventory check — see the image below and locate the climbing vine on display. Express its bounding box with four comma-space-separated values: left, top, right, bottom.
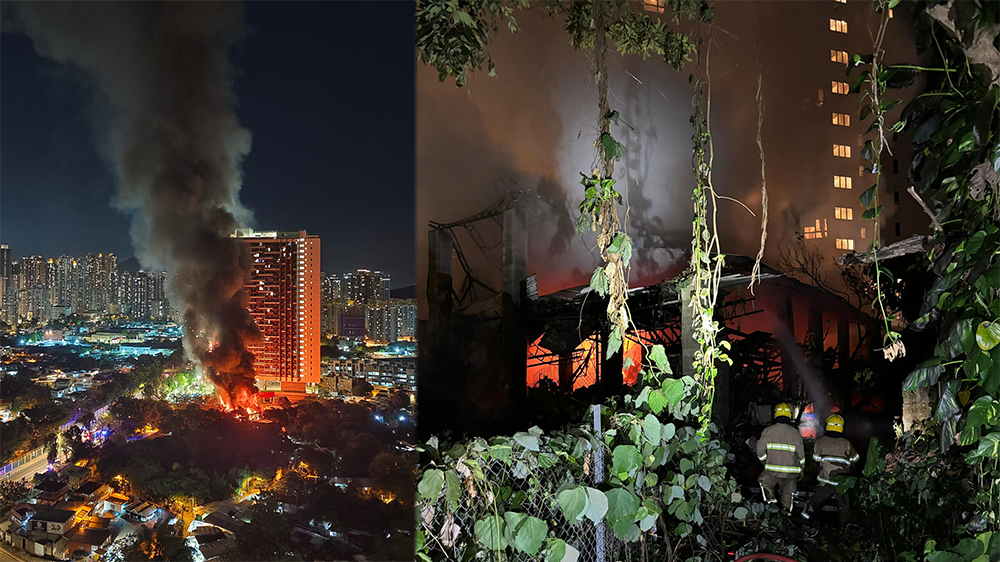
850, 0, 905, 357
848, 0, 1000, 556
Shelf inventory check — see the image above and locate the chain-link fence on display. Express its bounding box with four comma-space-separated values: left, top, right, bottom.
420, 408, 631, 562
419, 454, 628, 561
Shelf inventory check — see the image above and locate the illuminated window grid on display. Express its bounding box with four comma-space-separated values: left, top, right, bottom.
832, 80, 850, 95
832, 112, 851, 126
834, 206, 854, 220
830, 19, 848, 33
803, 218, 828, 240
836, 238, 855, 250
830, 50, 849, 64
834, 175, 853, 189
833, 144, 852, 158
642, 0, 665, 13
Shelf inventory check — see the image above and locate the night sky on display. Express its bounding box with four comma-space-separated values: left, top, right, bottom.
0, 2, 416, 286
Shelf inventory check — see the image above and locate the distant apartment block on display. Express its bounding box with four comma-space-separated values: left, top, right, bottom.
233, 229, 321, 397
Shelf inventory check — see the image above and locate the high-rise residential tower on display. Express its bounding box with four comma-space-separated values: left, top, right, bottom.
234, 228, 321, 399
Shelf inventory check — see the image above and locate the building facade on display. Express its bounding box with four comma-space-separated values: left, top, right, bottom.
234, 229, 321, 396
326, 356, 417, 392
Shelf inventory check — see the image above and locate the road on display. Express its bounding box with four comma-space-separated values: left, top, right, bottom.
1, 450, 64, 484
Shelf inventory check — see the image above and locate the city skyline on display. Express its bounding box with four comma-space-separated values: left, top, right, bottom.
1, 2, 415, 287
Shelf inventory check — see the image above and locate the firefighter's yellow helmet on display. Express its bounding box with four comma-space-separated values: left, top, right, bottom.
774, 403, 793, 419
826, 414, 845, 432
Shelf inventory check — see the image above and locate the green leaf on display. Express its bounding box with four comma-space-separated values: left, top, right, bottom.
934, 380, 961, 423
880, 99, 902, 111
649, 344, 671, 374
976, 321, 1000, 351
608, 233, 633, 265
607, 326, 623, 359
418, 469, 445, 502
903, 359, 945, 391
967, 397, 999, 429
960, 423, 982, 446
513, 431, 540, 451
613, 445, 643, 479
444, 469, 462, 509
584, 487, 609, 522
490, 443, 512, 463
966, 432, 1000, 463
605, 488, 640, 536
661, 422, 676, 442
862, 139, 876, 161
950, 538, 984, 560
505, 512, 547, 556
635, 386, 651, 409
474, 516, 508, 551
644, 473, 659, 488
862, 205, 883, 220
734, 506, 748, 521
926, 552, 966, 562
680, 458, 694, 474
600, 133, 626, 162
455, 10, 477, 26
966, 231, 987, 256
545, 538, 580, 562
860, 105, 872, 121
557, 486, 589, 523
642, 414, 661, 444
860, 185, 878, 208
590, 267, 609, 298
662, 378, 686, 407
648, 389, 668, 414
696, 474, 711, 492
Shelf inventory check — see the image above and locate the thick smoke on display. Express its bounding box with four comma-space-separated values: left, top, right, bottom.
13, 2, 261, 410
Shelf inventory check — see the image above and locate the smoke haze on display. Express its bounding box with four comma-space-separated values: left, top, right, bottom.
12, 1, 261, 409
417, 3, 918, 315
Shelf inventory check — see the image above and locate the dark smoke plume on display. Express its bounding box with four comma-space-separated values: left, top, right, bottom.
12, 2, 261, 410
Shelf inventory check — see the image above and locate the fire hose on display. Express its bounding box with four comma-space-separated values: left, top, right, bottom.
734, 555, 802, 562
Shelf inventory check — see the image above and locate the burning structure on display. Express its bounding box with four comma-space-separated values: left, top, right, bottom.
419, 197, 900, 446
13, 2, 263, 411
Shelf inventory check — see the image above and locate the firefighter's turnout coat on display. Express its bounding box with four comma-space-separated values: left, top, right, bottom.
756, 421, 806, 477
812, 433, 860, 486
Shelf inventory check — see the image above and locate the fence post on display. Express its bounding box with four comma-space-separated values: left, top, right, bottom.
593, 404, 605, 562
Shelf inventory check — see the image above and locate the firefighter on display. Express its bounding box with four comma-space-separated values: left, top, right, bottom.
801, 413, 859, 524
756, 402, 805, 515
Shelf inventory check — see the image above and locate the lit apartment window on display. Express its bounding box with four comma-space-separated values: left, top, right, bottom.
832, 80, 850, 95
830, 50, 850, 64
834, 206, 854, 220
834, 0, 847, 3
803, 219, 828, 240
830, 19, 848, 33
859, 165, 866, 176
833, 144, 852, 158
836, 238, 855, 250
832, 112, 851, 126
643, 0, 665, 13
889, 9, 894, 18
834, 175, 853, 189
861, 227, 867, 239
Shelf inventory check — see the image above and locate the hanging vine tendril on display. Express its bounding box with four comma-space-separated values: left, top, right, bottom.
749, 0, 768, 294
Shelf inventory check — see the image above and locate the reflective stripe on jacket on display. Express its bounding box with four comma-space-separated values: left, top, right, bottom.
812, 434, 859, 485
756, 422, 805, 476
